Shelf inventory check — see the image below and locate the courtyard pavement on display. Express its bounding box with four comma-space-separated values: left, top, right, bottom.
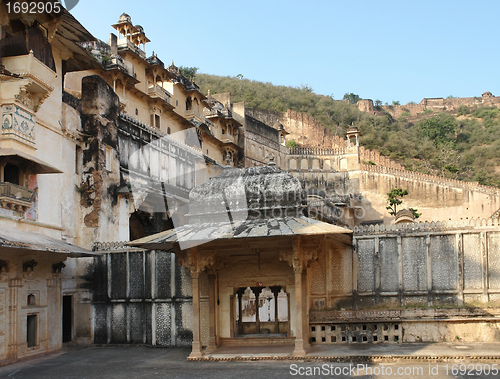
0, 343, 499, 379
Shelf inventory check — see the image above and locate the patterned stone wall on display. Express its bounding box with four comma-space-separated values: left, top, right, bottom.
352, 228, 500, 307
91, 249, 193, 346
308, 224, 500, 310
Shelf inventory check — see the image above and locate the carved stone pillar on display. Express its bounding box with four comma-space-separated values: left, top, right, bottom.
190, 270, 203, 358
206, 273, 217, 351
176, 247, 216, 358
293, 265, 306, 356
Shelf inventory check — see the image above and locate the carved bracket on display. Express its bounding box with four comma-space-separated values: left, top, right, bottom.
177, 249, 217, 278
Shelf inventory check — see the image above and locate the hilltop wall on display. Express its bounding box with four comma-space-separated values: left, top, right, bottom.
359, 92, 500, 118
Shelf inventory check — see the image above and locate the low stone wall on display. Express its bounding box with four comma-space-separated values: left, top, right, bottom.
309, 308, 500, 344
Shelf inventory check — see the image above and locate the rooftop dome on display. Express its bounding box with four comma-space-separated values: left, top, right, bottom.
188, 165, 307, 224
118, 13, 131, 23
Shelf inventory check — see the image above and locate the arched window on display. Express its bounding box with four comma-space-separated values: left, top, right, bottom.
27, 294, 35, 306
186, 97, 192, 111
167, 127, 171, 135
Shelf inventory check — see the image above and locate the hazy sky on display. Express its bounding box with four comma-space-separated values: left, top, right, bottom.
71, 0, 500, 105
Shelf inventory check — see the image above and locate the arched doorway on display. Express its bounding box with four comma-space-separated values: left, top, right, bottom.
234, 286, 289, 336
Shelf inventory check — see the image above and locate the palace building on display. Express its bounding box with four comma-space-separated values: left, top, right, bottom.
1, 6, 499, 362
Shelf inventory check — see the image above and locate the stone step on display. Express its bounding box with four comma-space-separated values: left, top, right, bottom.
219, 336, 295, 346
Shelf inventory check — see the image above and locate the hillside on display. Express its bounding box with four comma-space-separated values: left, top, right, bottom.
196, 73, 500, 188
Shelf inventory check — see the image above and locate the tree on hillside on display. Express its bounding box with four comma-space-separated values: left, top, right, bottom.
179, 66, 198, 81
343, 92, 360, 104
417, 113, 457, 146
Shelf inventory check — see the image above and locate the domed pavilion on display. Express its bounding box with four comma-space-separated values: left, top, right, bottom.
130, 162, 352, 358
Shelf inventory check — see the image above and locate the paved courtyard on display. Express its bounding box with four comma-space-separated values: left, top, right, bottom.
1, 344, 499, 378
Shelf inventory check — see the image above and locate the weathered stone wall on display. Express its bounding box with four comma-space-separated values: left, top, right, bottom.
79, 75, 122, 246
288, 154, 500, 225
89, 245, 194, 346
243, 115, 288, 168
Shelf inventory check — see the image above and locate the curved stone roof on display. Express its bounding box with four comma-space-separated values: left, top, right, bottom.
129, 165, 352, 250
188, 165, 307, 223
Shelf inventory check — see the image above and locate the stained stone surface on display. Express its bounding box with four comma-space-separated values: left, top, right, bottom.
93, 304, 107, 344
111, 304, 127, 343
129, 252, 144, 299
111, 253, 127, 299
380, 238, 398, 292
488, 232, 500, 289
156, 251, 171, 299
130, 303, 145, 343
402, 237, 427, 292
431, 235, 457, 291
357, 239, 375, 292
155, 303, 171, 345
464, 234, 483, 289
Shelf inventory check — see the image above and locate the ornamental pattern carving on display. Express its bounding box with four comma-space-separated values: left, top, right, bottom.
1, 104, 36, 143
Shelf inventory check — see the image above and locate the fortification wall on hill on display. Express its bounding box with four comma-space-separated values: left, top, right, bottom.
359, 92, 500, 119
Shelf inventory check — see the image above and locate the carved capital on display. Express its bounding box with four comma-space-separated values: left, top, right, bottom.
279, 248, 293, 266
177, 249, 216, 277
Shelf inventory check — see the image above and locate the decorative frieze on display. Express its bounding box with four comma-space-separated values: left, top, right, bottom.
1, 104, 36, 144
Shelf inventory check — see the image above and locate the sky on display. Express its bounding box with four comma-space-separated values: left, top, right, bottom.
71, 0, 500, 105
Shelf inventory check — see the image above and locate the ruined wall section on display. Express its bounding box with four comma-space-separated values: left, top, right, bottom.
245, 108, 340, 148
79, 75, 122, 245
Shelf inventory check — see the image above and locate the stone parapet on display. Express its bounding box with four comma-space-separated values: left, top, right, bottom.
352, 217, 499, 235
360, 163, 499, 196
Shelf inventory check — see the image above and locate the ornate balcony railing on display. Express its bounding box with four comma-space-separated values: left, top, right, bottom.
0, 182, 35, 212
147, 86, 172, 104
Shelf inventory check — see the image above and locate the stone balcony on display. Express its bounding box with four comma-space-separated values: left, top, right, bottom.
221, 135, 236, 144
117, 38, 146, 59
185, 109, 204, 123
1, 52, 55, 112
147, 86, 172, 104
0, 182, 35, 213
